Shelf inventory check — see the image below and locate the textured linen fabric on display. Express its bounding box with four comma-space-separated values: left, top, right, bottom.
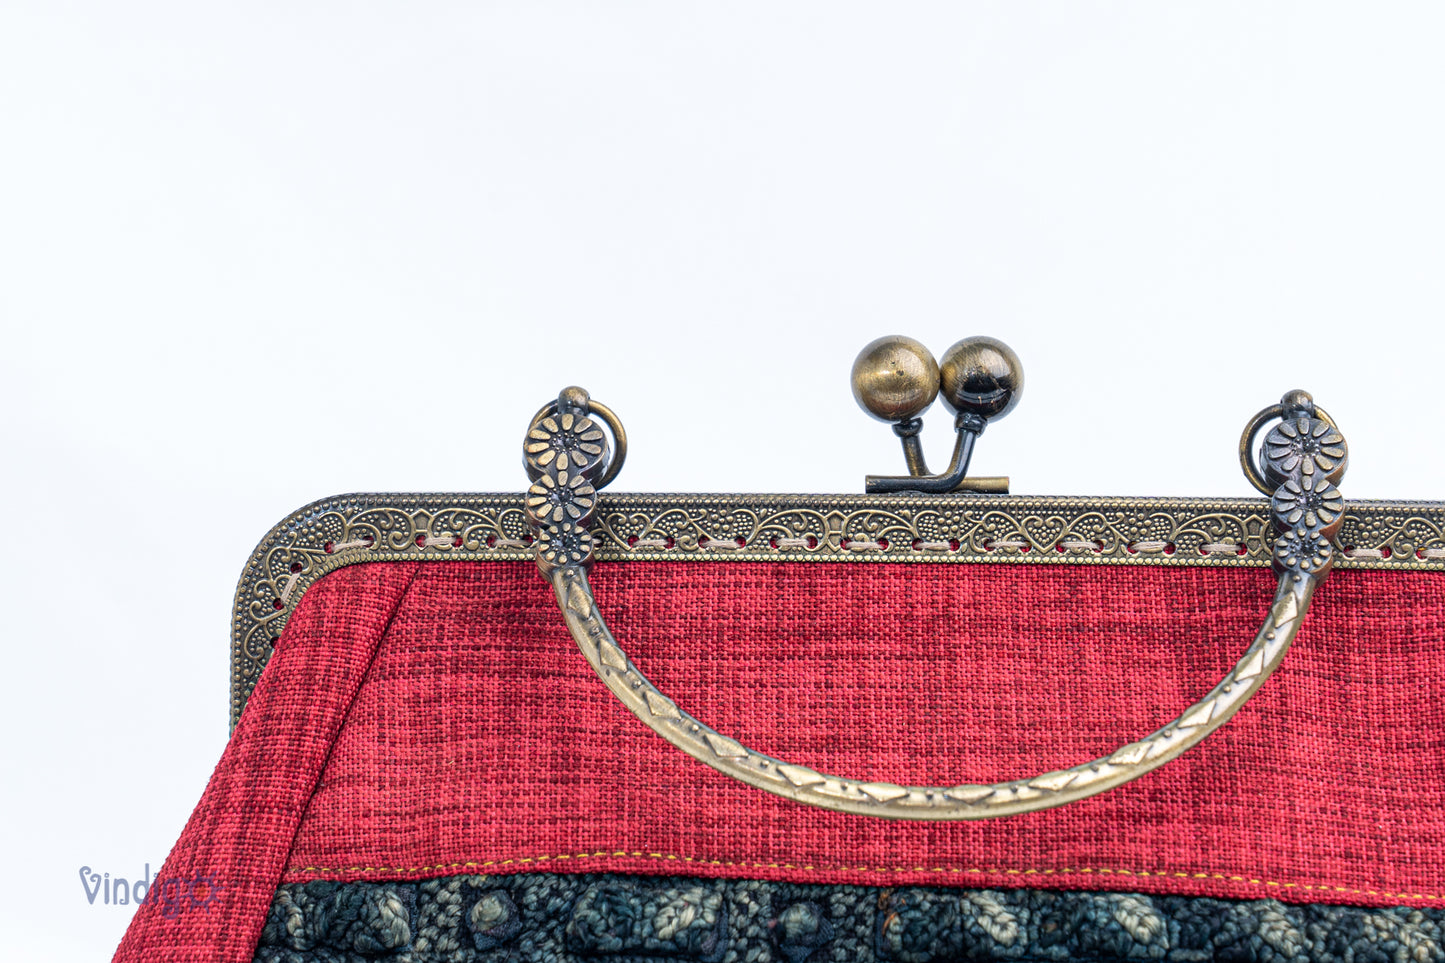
113, 562, 422, 963
116, 560, 1445, 962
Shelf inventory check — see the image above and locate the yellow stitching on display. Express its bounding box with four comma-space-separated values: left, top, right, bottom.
281, 853, 1444, 901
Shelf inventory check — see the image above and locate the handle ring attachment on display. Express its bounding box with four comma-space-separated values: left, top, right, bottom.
527, 391, 629, 491
1239, 401, 1340, 496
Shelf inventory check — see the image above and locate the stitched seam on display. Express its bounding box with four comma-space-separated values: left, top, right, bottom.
282, 853, 1445, 901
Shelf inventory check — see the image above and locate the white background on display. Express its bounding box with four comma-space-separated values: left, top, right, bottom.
2, 4, 1442, 960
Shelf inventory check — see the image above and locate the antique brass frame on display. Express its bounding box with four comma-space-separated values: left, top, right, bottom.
232, 492, 1445, 729
223, 337, 1433, 819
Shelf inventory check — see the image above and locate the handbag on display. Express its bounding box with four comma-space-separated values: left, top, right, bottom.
114, 336, 1445, 962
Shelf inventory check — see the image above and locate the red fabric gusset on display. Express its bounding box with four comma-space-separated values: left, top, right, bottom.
112, 562, 421, 963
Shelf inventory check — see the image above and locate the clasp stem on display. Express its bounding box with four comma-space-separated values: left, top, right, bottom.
867, 414, 1006, 494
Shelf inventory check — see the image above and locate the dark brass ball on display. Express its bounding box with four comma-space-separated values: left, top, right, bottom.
1279, 389, 1314, 416
1281, 389, 1313, 409
558, 385, 591, 412
938, 336, 1023, 420
850, 336, 940, 423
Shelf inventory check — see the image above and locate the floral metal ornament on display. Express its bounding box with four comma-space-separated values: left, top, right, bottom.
522, 388, 626, 577
1263, 416, 1348, 488
525, 470, 597, 526
1258, 392, 1349, 578
536, 520, 593, 575
1272, 474, 1345, 539
1274, 526, 1334, 575
524, 411, 610, 480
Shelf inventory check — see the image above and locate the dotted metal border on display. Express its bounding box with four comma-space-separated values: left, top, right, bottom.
231, 492, 1445, 728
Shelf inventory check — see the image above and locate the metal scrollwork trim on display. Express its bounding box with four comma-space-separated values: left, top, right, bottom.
233, 492, 1445, 729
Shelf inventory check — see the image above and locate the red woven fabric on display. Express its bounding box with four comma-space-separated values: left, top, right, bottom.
117, 559, 1445, 961
113, 562, 421, 963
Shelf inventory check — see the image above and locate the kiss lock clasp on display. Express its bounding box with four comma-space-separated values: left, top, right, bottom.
850, 335, 1023, 494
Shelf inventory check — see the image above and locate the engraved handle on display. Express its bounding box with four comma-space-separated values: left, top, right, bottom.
525, 388, 1346, 819
552, 564, 1317, 819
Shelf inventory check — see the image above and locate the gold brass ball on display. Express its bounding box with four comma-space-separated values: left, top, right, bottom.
850, 336, 940, 423
938, 336, 1023, 420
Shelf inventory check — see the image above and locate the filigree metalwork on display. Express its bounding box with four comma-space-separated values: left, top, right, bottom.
232, 493, 1445, 728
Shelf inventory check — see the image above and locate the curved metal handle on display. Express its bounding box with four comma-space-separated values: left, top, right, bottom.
550, 563, 1317, 819
523, 386, 1347, 819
